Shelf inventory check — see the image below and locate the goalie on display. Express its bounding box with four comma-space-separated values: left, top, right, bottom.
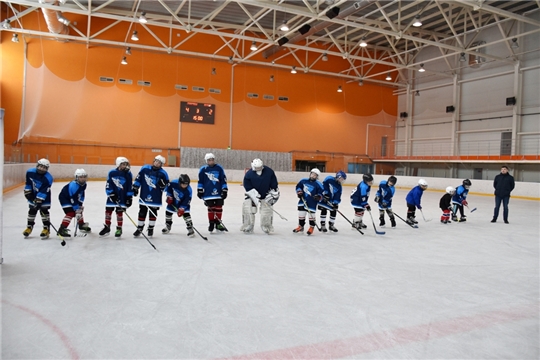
241, 158, 279, 234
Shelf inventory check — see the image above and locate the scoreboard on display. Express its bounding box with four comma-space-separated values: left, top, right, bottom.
180, 101, 215, 124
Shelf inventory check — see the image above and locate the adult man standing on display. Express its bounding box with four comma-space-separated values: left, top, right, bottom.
491, 165, 515, 224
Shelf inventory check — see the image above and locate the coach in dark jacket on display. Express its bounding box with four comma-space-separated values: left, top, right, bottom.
491, 165, 515, 224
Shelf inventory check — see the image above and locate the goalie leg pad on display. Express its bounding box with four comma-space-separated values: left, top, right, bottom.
240, 199, 256, 233
260, 203, 274, 234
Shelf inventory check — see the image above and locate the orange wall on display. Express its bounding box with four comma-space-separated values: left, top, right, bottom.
1, 11, 397, 161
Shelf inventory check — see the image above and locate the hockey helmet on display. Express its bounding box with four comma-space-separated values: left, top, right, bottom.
336, 170, 347, 180
251, 158, 264, 172
74, 168, 88, 184
388, 176, 397, 185
310, 168, 321, 179
116, 156, 130, 168
363, 174, 374, 183
418, 179, 428, 188
179, 174, 190, 185
36, 158, 50, 174
446, 186, 455, 194
204, 153, 215, 162
154, 155, 166, 166
463, 179, 472, 187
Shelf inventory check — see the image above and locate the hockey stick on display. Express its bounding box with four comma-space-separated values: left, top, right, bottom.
261, 200, 288, 221
139, 200, 168, 229
46, 218, 67, 246
170, 204, 208, 241
300, 197, 321, 231
393, 212, 419, 228
366, 209, 386, 235
334, 208, 364, 235
419, 209, 432, 222
212, 211, 229, 232
73, 217, 88, 237
121, 208, 157, 251
465, 205, 477, 213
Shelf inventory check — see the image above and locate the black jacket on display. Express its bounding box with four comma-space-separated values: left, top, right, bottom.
493, 172, 515, 198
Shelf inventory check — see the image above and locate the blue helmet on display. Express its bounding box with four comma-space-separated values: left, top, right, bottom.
336, 170, 347, 180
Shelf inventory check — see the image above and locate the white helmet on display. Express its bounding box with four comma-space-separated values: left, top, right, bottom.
418, 178, 428, 187
37, 158, 50, 169
154, 155, 166, 165
251, 158, 263, 171
74, 168, 88, 180
116, 156, 129, 167
446, 186, 455, 194
204, 153, 215, 162
310, 168, 321, 179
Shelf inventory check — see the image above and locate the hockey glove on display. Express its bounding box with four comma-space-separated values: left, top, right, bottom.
132, 186, 139, 197
126, 197, 133, 208
75, 207, 83, 220
166, 196, 174, 205
297, 190, 304, 199
33, 198, 43, 210
323, 194, 330, 203
382, 201, 389, 208
462, 200, 468, 206
158, 178, 168, 191
24, 190, 35, 202
365, 204, 371, 211
197, 188, 204, 199
313, 194, 322, 202
332, 203, 339, 210
221, 188, 228, 200
265, 189, 280, 206
417, 205, 422, 210
374, 195, 381, 204
109, 193, 118, 204
177, 208, 185, 217
246, 189, 260, 207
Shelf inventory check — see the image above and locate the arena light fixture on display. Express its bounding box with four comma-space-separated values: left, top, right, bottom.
12, 33, 19, 43
359, 37, 367, 47
385, 73, 392, 81
291, 66, 297, 74
121, 57, 128, 65
131, 30, 139, 41
418, 64, 425, 72
139, 12, 147, 24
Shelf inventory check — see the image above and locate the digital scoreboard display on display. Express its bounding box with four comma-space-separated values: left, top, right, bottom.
180, 101, 215, 124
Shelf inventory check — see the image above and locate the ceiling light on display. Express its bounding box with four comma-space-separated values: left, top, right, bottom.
211, 68, 216, 75
125, 47, 132, 55
359, 79, 363, 86
412, 16, 422, 27
3, 19, 12, 29
511, 38, 519, 49
269, 75, 274, 82
12, 33, 19, 43
337, 85, 343, 93
228, 56, 234, 64
250, 41, 257, 51
418, 63, 425, 72
280, 20, 289, 32
459, 52, 467, 62
359, 37, 367, 47
131, 30, 139, 41
386, 73, 392, 81
139, 12, 147, 24
121, 57, 128, 65
291, 66, 297, 74
322, 53, 328, 61
415, 90, 420, 96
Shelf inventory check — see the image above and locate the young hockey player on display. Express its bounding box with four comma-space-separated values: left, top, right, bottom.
318, 170, 347, 232
440, 186, 455, 224
162, 174, 194, 236
294, 169, 324, 235
452, 179, 471, 222
375, 175, 397, 227
57, 169, 90, 237
99, 157, 134, 238
241, 158, 280, 234
350, 174, 373, 229
405, 178, 428, 225
23, 158, 54, 239
197, 153, 228, 232
132, 155, 169, 237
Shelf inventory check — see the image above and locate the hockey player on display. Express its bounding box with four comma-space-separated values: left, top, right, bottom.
99, 157, 134, 238
405, 179, 428, 225
294, 168, 324, 235
375, 175, 397, 227
162, 174, 194, 236
452, 179, 471, 222
318, 170, 346, 232
57, 169, 90, 237
440, 186, 455, 224
132, 155, 169, 237
350, 174, 373, 229
197, 153, 228, 232
23, 158, 54, 239
241, 158, 280, 234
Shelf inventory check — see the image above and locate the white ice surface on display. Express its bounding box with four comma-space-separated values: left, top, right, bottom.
1, 181, 539, 359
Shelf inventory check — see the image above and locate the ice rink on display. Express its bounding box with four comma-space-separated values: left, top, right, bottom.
2, 180, 539, 359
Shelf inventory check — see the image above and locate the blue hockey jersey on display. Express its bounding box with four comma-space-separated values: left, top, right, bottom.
318, 176, 343, 210
25, 168, 54, 207
165, 179, 192, 213
376, 180, 395, 209
451, 185, 469, 205
58, 181, 86, 210
243, 167, 278, 198
105, 168, 134, 207
198, 164, 228, 201
350, 181, 371, 208
296, 178, 324, 212
405, 185, 425, 208
133, 165, 169, 207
